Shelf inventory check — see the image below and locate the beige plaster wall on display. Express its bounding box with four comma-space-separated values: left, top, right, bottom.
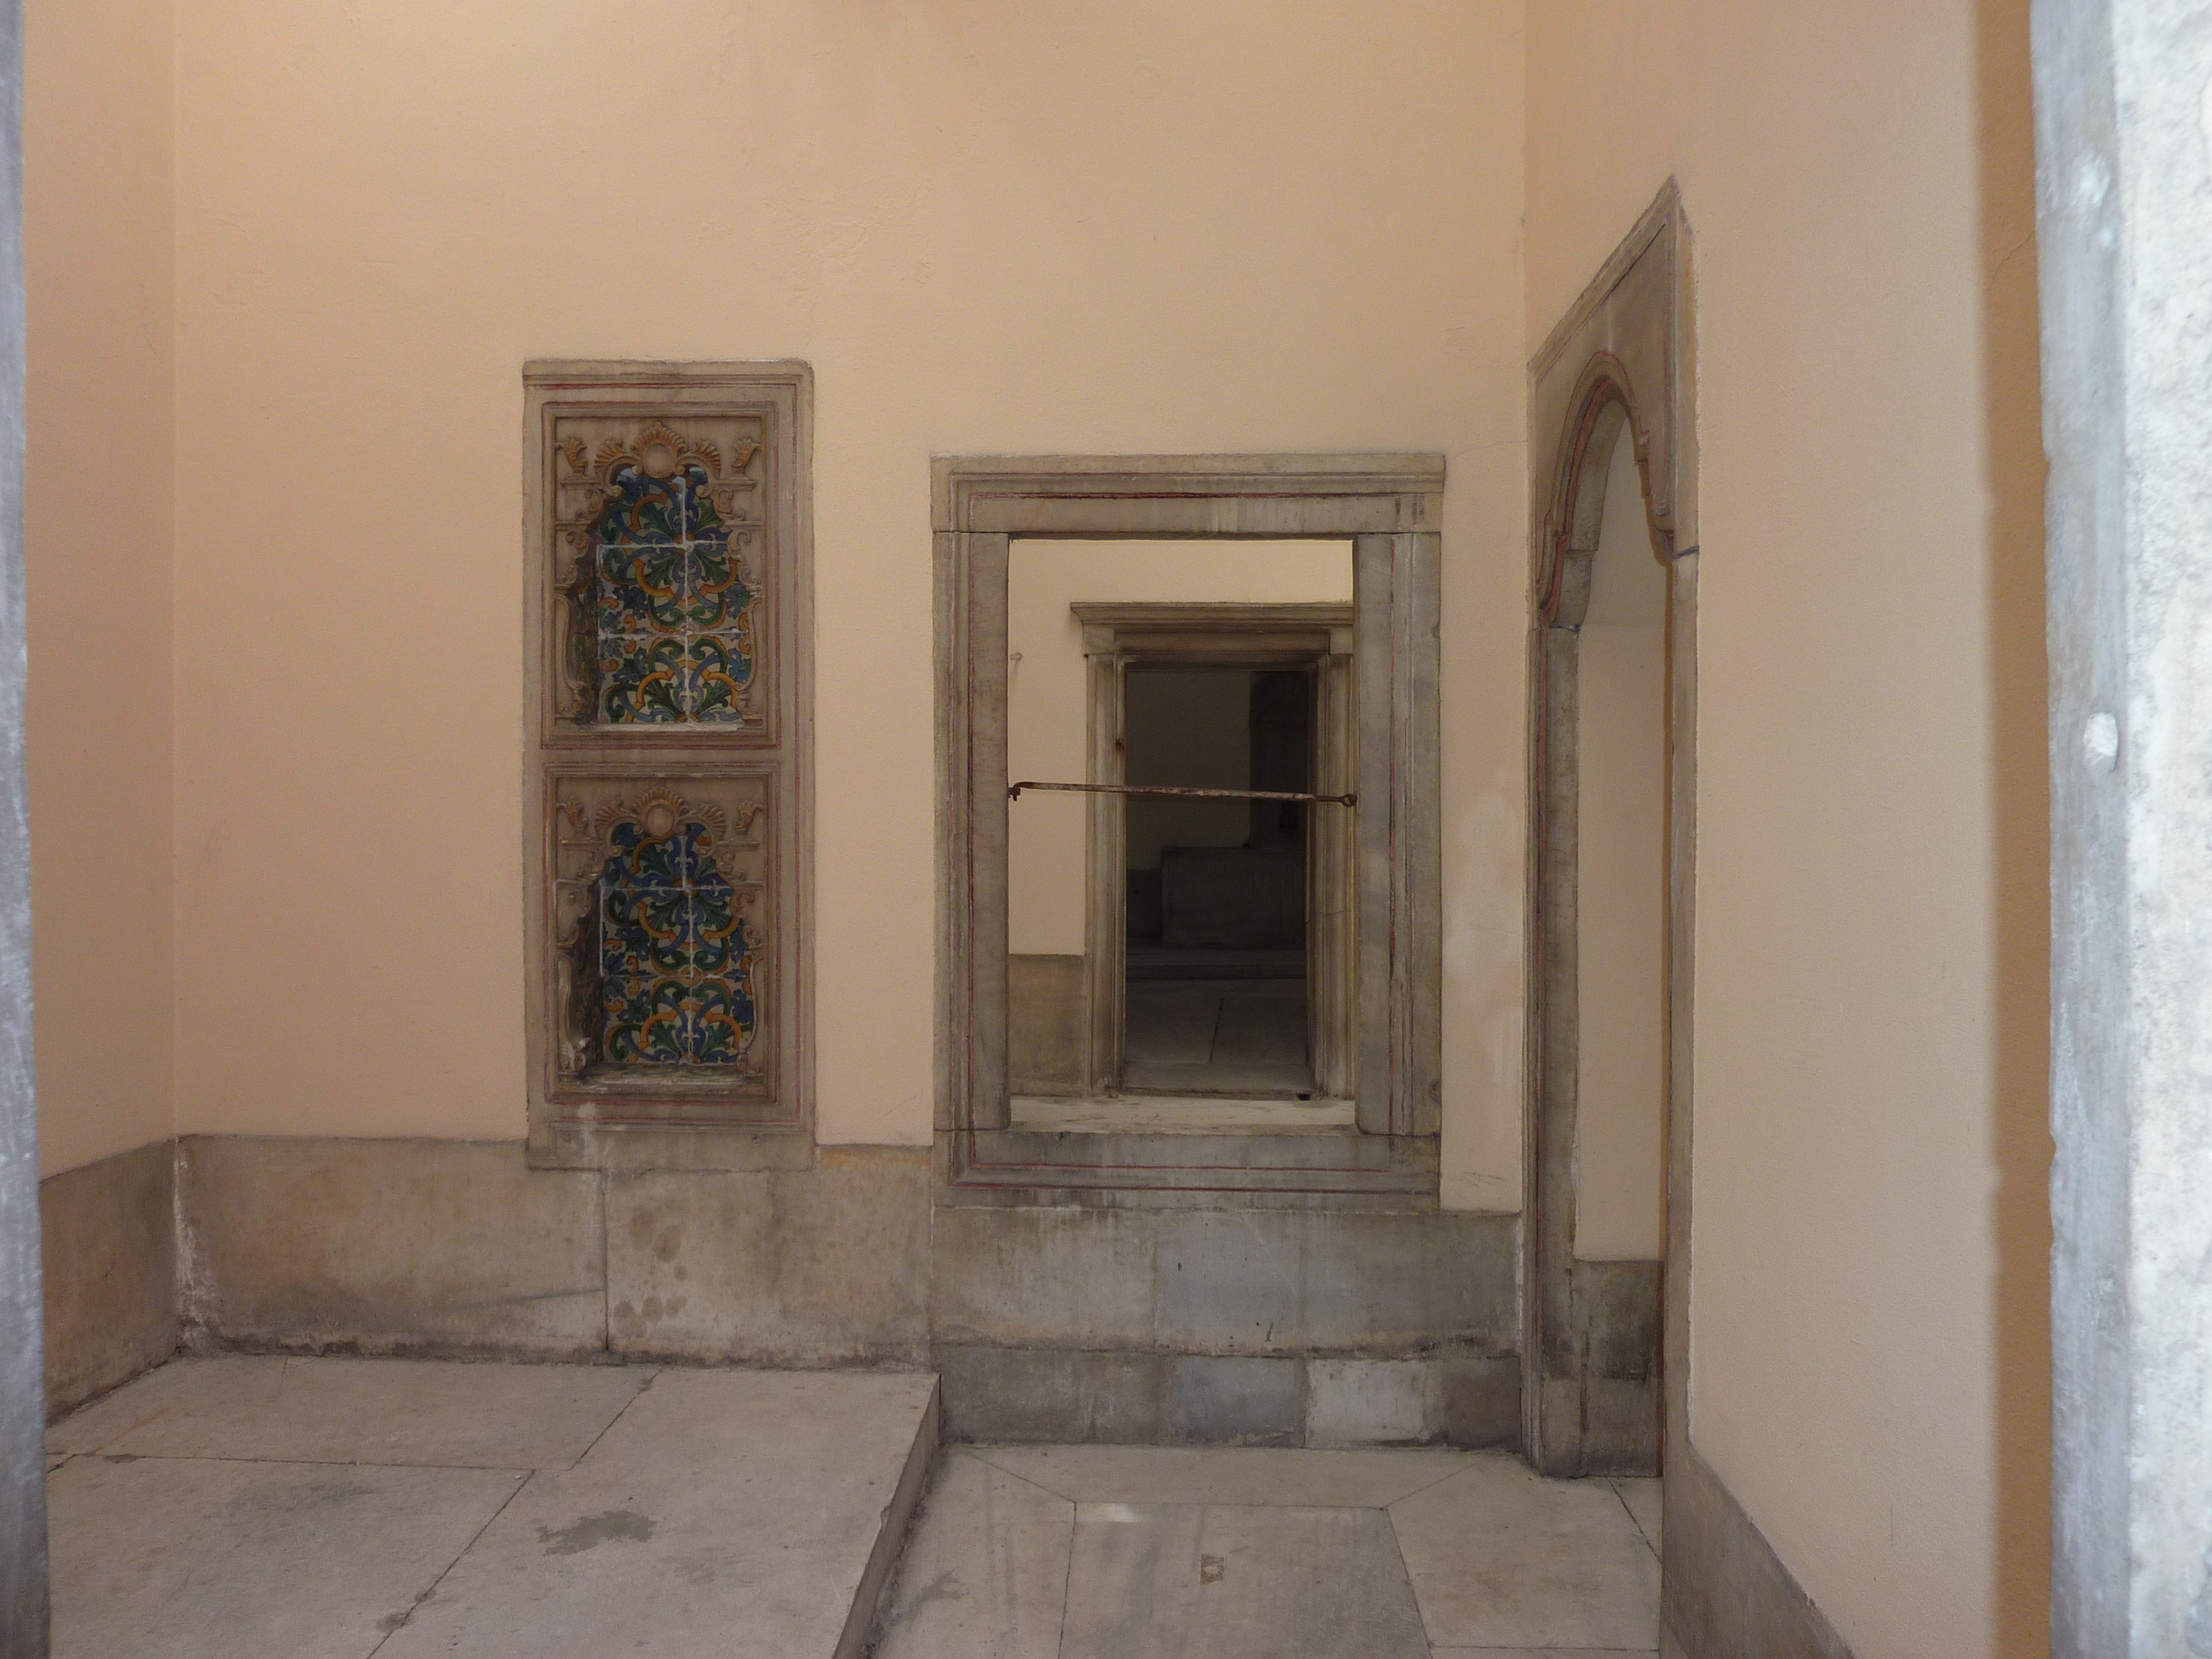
1527, 1, 2051, 1652
25, 0, 176, 1175
167, 3, 1530, 1199
1007, 540, 1350, 956
1572, 425, 1665, 1263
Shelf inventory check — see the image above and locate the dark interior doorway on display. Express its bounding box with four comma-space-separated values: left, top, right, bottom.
1121, 665, 1315, 1096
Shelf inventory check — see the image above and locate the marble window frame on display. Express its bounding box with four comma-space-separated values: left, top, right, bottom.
934, 455, 1444, 1206
522, 362, 814, 1172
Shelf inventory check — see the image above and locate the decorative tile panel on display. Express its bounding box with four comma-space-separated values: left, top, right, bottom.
548, 773, 773, 1094
525, 364, 811, 1167
551, 415, 769, 733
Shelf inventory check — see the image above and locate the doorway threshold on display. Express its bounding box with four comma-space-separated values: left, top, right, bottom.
1011, 1094, 1356, 1134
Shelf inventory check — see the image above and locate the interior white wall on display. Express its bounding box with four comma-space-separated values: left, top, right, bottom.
1572, 425, 1666, 1262
1005, 540, 1350, 956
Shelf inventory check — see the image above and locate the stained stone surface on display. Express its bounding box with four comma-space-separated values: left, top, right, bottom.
883, 1443, 1659, 1659
1059, 1502, 1429, 1658
375, 1368, 934, 1659
1617, 1475, 1662, 1553
970, 1442, 1475, 1509
47, 1355, 651, 1469
1389, 1455, 1661, 1650
47, 1454, 526, 1659
873, 1449, 1074, 1659
44, 1358, 934, 1659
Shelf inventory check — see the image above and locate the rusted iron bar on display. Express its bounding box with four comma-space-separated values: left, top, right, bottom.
1008, 780, 1356, 806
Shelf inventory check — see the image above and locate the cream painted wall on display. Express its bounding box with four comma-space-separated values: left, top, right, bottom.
1572, 425, 1664, 1262
167, 4, 1530, 1200
1527, 1, 2050, 1652
25, 0, 175, 1176
1007, 540, 1349, 956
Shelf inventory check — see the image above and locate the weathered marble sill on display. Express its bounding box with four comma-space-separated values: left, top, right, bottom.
1010, 1094, 1358, 1135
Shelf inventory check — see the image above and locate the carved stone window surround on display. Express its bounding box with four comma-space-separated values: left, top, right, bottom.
934, 454, 1444, 1207
524, 362, 813, 1172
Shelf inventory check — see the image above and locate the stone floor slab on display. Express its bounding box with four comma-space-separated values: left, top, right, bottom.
971, 1442, 1476, 1508
1430, 1650, 1657, 1657
375, 1367, 936, 1659
1059, 1501, 1429, 1658
1389, 1455, 1661, 1650
1616, 1476, 1661, 1553
47, 1453, 525, 1659
50, 1355, 653, 1469
874, 1448, 1074, 1659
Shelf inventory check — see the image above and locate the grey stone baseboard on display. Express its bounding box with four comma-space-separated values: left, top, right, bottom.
1664, 1443, 1856, 1658
40, 1140, 178, 1418
936, 1343, 1520, 1448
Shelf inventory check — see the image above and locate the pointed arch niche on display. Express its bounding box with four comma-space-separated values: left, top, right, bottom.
1526, 184, 1697, 1484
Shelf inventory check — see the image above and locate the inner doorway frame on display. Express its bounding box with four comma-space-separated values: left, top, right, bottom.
1072, 601, 1359, 1101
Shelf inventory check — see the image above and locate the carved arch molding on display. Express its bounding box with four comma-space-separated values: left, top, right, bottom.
524, 362, 813, 1171
1525, 182, 1697, 1480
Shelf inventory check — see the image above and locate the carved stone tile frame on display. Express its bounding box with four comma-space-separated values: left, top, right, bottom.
523, 363, 813, 1171
1524, 186, 1698, 1486
934, 456, 1443, 1205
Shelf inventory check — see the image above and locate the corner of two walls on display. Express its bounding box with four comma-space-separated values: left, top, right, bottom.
24, 0, 182, 1415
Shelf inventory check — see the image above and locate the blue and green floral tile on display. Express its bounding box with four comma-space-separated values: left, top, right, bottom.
594, 812, 756, 1067
591, 455, 757, 725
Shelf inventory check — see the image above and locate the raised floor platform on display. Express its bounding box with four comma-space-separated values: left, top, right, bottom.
45, 1356, 937, 1659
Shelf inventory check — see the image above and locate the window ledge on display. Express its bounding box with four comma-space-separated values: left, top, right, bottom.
1010, 1094, 1356, 1135
938, 1124, 1438, 1211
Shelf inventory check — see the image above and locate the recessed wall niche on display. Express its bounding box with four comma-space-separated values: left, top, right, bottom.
524, 363, 813, 1170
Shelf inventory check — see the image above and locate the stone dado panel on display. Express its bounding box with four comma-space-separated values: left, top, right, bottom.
931, 1205, 1521, 1447
52, 1136, 1533, 1455
178, 1137, 608, 1360
931, 1205, 1518, 1358
40, 1141, 177, 1417
606, 1150, 931, 1367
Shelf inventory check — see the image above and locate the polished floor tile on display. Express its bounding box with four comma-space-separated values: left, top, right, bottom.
1390, 1456, 1661, 1651
50, 1355, 652, 1469
876, 1448, 1075, 1659
47, 1452, 524, 1659
1059, 1501, 1429, 1659
972, 1443, 1476, 1509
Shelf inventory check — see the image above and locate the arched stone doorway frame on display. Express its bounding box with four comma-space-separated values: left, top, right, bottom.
1524, 182, 1698, 1490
